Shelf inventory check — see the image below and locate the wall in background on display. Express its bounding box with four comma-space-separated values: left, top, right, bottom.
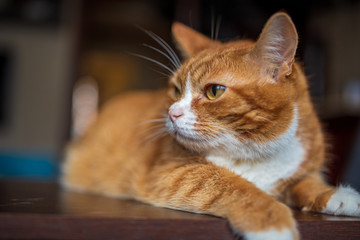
0, 0, 80, 178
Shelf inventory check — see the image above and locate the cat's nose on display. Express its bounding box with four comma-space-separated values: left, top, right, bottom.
169, 107, 184, 123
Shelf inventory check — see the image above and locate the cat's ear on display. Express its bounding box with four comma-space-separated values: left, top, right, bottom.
250, 12, 298, 81
172, 22, 220, 58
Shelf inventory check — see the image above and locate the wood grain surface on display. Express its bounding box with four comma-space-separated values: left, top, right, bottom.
0, 180, 359, 239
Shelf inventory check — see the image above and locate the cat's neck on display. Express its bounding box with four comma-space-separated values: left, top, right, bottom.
206, 105, 299, 162
206, 134, 305, 194
204, 105, 304, 194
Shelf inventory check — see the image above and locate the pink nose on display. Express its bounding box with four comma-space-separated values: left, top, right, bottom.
169, 107, 184, 122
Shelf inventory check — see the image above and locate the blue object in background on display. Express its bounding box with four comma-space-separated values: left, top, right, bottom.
0, 152, 58, 180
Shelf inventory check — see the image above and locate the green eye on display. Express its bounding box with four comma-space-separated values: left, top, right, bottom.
206, 85, 226, 100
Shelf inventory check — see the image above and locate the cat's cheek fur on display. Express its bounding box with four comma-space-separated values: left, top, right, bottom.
321, 185, 360, 216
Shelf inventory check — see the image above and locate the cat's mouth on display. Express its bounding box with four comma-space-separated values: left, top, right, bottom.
166, 117, 207, 147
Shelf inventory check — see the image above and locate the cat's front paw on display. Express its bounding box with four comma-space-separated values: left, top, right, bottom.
322, 185, 360, 216
230, 202, 299, 240
243, 228, 298, 240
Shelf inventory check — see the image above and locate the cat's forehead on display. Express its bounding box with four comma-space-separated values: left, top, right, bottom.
172, 46, 257, 88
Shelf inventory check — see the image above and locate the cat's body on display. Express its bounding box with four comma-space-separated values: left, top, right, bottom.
63, 13, 360, 240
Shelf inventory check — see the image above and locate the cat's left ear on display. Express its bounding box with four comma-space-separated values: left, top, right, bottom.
172, 22, 220, 59
250, 12, 298, 81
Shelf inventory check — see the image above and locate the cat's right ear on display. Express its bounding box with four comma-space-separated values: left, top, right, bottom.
172, 22, 220, 59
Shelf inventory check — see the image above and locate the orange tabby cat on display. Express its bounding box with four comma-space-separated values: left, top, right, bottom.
63, 12, 360, 240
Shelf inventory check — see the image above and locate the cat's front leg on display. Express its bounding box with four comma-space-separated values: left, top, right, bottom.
136, 162, 299, 240
287, 173, 360, 216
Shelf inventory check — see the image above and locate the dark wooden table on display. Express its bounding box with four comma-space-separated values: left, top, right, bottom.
0, 180, 359, 240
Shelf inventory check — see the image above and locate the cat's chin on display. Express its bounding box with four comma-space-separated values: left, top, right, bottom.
172, 131, 208, 152
166, 119, 207, 151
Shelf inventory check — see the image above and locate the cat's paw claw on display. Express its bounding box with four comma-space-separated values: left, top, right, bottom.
322, 186, 360, 217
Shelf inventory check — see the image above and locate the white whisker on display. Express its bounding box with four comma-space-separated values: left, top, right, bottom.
143, 124, 167, 135
188, 11, 193, 28
141, 128, 168, 144
148, 67, 172, 78
143, 44, 179, 69
129, 52, 174, 74
140, 123, 167, 132
211, 10, 215, 40
136, 117, 168, 127
147, 31, 181, 67
137, 26, 181, 67
146, 118, 167, 123
215, 15, 222, 40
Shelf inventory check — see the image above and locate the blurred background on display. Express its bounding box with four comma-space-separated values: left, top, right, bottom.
0, 0, 359, 189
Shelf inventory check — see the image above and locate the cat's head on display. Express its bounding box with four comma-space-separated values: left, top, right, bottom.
166, 12, 300, 160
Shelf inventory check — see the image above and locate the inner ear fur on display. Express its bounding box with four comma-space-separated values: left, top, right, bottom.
250, 12, 298, 81
172, 22, 220, 59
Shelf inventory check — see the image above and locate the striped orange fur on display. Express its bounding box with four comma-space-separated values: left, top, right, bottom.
63, 12, 360, 240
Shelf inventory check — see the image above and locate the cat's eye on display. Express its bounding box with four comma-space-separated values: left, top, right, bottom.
174, 86, 181, 99
206, 85, 226, 100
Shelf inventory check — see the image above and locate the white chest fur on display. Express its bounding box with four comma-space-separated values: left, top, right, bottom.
206, 136, 305, 194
